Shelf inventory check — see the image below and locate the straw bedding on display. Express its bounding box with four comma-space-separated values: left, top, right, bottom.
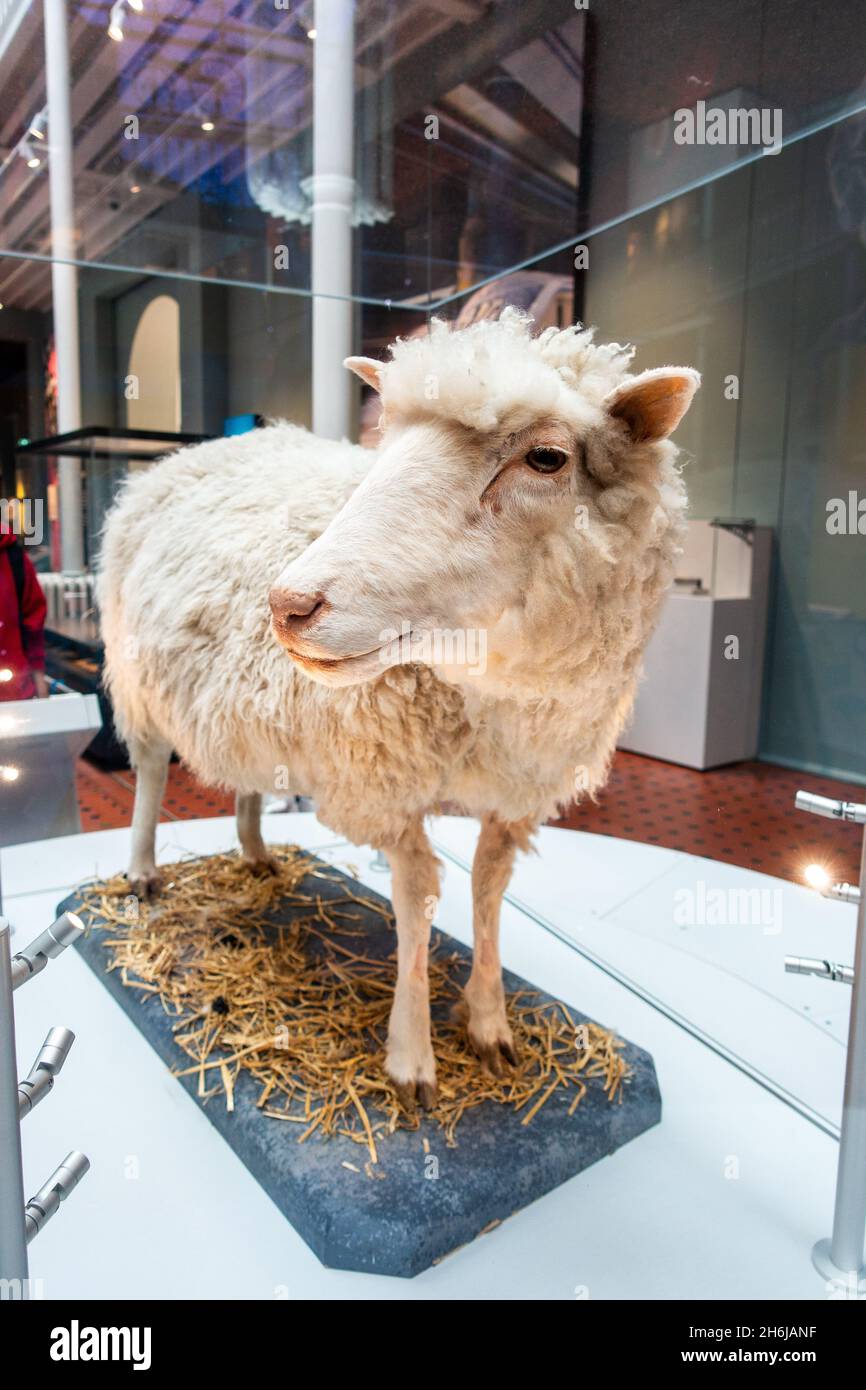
77, 845, 630, 1165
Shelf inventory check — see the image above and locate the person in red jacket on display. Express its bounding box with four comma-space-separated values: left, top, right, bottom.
0, 528, 48, 700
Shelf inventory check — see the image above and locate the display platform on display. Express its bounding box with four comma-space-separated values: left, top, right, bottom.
59, 857, 661, 1278
1, 813, 855, 1299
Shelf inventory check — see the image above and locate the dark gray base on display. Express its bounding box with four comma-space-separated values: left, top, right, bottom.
59, 855, 661, 1278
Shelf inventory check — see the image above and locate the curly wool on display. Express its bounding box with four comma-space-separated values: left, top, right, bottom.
378, 308, 635, 435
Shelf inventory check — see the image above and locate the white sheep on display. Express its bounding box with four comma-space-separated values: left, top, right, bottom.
99, 308, 699, 1106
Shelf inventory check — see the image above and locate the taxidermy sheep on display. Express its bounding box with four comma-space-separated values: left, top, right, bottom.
99, 308, 700, 1105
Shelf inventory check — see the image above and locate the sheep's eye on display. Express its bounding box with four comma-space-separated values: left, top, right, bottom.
525, 446, 568, 474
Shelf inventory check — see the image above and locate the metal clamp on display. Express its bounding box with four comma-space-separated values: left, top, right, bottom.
826, 883, 862, 906
10, 912, 85, 990
785, 955, 854, 986
795, 791, 866, 825
1, 917, 88, 1292
18, 1027, 75, 1118
23, 1151, 90, 1244
796, 788, 866, 1288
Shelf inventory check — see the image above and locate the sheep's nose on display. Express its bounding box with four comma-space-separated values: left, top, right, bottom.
269, 587, 325, 634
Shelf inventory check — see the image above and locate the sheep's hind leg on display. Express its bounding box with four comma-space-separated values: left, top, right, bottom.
456, 815, 534, 1075
127, 735, 172, 899
384, 820, 440, 1109
236, 792, 279, 873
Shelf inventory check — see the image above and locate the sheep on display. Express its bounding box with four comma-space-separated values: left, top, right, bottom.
99, 308, 699, 1107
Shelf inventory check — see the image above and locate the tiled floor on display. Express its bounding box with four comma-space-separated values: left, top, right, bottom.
75, 750, 864, 887
75, 759, 233, 832
554, 751, 864, 887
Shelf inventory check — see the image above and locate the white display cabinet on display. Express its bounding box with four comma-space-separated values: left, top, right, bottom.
619, 520, 772, 769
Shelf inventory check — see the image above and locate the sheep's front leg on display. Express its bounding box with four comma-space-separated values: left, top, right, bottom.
385, 821, 440, 1108
235, 792, 279, 873
458, 815, 533, 1074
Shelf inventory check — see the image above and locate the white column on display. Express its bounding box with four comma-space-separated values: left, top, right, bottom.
310, 0, 355, 440
43, 0, 83, 571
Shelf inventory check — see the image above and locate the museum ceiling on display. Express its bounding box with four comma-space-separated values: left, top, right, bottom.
0, 0, 862, 313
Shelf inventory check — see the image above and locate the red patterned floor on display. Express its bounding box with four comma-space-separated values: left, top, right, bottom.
554, 752, 863, 888
75, 752, 864, 888
75, 761, 233, 833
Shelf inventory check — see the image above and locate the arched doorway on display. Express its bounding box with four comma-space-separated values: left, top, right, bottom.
126, 294, 181, 432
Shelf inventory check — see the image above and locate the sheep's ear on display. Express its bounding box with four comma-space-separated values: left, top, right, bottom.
604, 368, 700, 442
344, 356, 383, 393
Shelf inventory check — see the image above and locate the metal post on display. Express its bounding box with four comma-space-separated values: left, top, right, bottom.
310, 0, 356, 440
813, 820, 866, 1290
44, 0, 84, 571
0, 920, 29, 1292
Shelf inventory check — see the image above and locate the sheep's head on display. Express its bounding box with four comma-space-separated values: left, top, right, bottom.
270, 308, 700, 697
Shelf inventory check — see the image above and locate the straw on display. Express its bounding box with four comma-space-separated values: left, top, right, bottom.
77, 845, 630, 1157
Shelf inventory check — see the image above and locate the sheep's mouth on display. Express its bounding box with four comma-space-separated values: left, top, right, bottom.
274, 630, 398, 687
290, 647, 381, 672
273, 620, 427, 687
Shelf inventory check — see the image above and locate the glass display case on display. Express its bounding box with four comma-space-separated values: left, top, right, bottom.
0, 0, 864, 1312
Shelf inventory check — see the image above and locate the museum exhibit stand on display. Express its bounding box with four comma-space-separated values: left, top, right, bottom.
619, 520, 773, 769
0, 798, 864, 1297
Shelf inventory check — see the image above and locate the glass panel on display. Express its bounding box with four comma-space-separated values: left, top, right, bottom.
0, 1, 864, 1302
0, 2, 860, 307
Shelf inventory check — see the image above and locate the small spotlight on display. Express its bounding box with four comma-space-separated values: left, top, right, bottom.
128, 0, 144, 9
0, 668, 13, 683
19, 138, 41, 169
201, 120, 215, 132
108, 1, 125, 40
804, 863, 831, 892
307, 27, 317, 39
1, 765, 20, 782
130, 183, 141, 194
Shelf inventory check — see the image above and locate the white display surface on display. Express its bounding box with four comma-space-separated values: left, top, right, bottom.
0, 813, 852, 1300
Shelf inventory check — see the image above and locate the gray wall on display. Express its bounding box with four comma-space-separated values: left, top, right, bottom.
583, 125, 866, 781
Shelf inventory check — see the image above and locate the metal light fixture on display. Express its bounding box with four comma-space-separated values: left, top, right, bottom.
108, 0, 125, 41
793, 789, 866, 1293
1, 915, 89, 1295
785, 955, 855, 985
18, 139, 41, 170
27, 109, 47, 141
